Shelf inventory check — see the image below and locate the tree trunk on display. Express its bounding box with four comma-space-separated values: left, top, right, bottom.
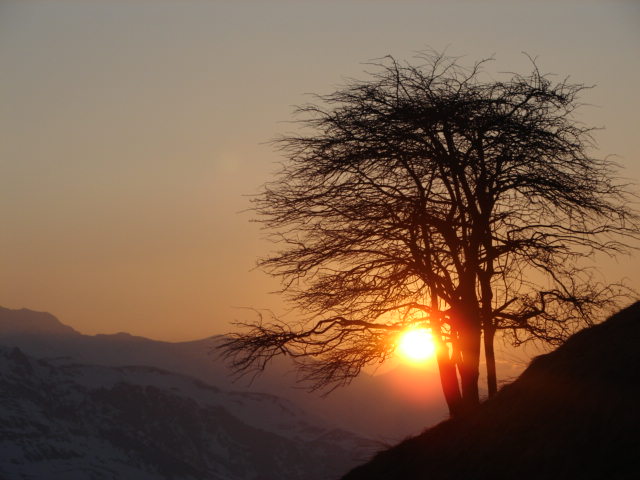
458, 322, 481, 413
435, 340, 463, 417
434, 299, 482, 417
484, 325, 498, 397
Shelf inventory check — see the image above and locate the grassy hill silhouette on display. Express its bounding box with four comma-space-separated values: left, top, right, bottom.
343, 302, 640, 480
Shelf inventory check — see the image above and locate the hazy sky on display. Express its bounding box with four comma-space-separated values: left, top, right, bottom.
1, 0, 639, 341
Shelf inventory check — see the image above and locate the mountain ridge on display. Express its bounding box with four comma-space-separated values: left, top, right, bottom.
0, 306, 80, 336
0, 345, 376, 479
0, 305, 448, 440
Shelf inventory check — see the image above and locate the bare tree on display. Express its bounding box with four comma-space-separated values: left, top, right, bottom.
220, 53, 638, 417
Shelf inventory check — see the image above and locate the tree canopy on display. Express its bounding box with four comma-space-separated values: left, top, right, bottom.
220, 53, 638, 417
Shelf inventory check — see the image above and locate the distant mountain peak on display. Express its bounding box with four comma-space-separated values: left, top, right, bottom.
93, 331, 151, 342
0, 305, 449, 441
0, 306, 80, 336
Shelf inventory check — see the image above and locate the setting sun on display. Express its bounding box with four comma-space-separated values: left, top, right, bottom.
397, 329, 436, 363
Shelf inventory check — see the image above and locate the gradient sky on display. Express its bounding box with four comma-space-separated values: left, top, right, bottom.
1, 0, 639, 341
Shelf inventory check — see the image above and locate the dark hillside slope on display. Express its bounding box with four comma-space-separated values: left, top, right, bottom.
343, 302, 640, 480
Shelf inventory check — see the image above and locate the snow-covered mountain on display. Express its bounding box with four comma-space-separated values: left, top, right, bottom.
0, 306, 449, 440
0, 346, 377, 480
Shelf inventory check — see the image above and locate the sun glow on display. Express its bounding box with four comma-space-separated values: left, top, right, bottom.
397, 328, 436, 363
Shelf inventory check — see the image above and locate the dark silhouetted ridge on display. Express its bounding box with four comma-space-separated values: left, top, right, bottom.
343, 302, 640, 480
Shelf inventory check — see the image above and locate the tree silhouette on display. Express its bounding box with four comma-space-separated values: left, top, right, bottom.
220, 53, 638, 417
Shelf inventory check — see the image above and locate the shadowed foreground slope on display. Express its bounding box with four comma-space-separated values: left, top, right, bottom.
343, 302, 640, 480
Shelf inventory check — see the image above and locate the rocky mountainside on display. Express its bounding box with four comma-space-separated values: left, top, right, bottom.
0, 346, 376, 480
0, 306, 448, 440
343, 302, 640, 480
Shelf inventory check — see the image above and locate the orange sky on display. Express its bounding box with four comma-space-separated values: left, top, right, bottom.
1, 0, 639, 341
